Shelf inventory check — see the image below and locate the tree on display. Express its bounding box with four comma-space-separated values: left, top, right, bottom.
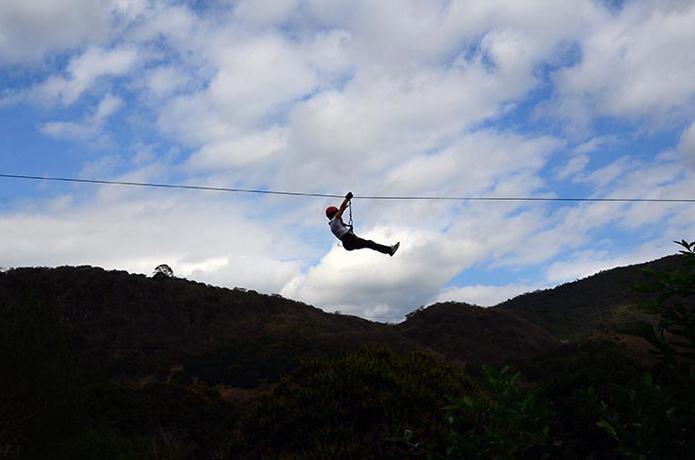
390, 365, 554, 460
595, 240, 695, 458
152, 264, 174, 279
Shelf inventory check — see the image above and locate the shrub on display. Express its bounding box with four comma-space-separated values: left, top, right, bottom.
0, 300, 83, 458
392, 365, 554, 460
217, 349, 470, 459
443, 366, 554, 459
80, 382, 235, 459
152, 264, 174, 279
594, 240, 695, 459
60, 427, 149, 460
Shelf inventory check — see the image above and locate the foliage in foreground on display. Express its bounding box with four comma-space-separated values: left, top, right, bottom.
216, 349, 470, 459
395, 240, 695, 460
0, 300, 82, 459
391, 365, 554, 460
3, 241, 694, 459
592, 240, 695, 459
0, 298, 234, 460
443, 366, 553, 459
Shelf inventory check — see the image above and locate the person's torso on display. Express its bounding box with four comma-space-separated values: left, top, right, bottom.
329, 217, 351, 239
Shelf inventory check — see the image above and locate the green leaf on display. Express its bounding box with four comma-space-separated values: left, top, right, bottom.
597, 419, 618, 440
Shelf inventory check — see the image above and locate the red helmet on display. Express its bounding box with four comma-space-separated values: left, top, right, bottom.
325, 206, 338, 219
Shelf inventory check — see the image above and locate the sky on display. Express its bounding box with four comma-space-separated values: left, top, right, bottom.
1, 0, 694, 322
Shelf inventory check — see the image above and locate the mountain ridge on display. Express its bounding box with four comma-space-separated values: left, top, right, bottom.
0, 265, 559, 387
1, 253, 682, 387
496, 253, 684, 340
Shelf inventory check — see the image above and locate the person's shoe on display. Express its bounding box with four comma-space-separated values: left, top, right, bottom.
389, 242, 400, 256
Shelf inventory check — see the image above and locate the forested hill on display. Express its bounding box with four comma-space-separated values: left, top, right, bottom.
0, 266, 559, 388
1, 254, 682, 387
496, 254, 684, 340
3, 254, 692, 459
397, 302, 559, 364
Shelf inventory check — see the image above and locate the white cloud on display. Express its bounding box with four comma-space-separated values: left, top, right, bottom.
582, 156, 635, 188
186, 127, 288, 170
601, 155, 692, 230
574, 135, 617, 154
0, 191, 313, 294
276, 64, 547, 193
0, 0, 113, 65
40, 93, 124, 142
2, 0, 694, 320
546, 241, 676, 284
552, 1, 695, 123
40, 121, 95, 142
124, 2, 197, 47
80, 155, 122, 178
556, 154, 590, 181
436, 283, 547, 307
281, 166, 558, 319
276, 121, 563, 315
678, 121, 695, 169
281, 226, 457, 318
233, 0, 300, 27
382, 131, 559, 197
150, 0, 590, 196
157, 32, 319, 155
499, 147, 694, 270
33, 46, 139, 105
142, 66, 190, 98
207, 33, 318, 117
95, 93, 124, 119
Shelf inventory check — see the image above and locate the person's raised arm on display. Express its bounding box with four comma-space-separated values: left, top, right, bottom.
334, 191, 353, 219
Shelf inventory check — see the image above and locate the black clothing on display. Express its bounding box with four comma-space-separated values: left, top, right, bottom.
341, 232, 391, 254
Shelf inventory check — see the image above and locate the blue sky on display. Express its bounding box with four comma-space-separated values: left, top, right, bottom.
1, 0, 695, 321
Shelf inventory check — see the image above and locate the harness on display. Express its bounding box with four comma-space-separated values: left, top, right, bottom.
335, 202, 355, 249
347, 200, 354, 232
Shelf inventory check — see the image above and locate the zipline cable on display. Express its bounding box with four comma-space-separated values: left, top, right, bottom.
0, 173, 343, 198
2, 173, 695, 203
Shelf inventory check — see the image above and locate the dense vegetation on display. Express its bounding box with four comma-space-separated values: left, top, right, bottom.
498, 254, 683, 340
217, 349, 470, 459
395, 241, 695, 459
1, 245, 692, 459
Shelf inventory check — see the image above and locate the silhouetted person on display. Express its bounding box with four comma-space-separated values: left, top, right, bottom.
325, 192, 400, 256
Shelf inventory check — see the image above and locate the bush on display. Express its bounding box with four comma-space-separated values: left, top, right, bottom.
217, 349, 470, 459
593, 240, 695, 459
79, 382, 235, 459
60, 427, 149, 460
530, 340, 643, 458
392, 365, 554, 460
152, 264, 174, 279
0, 300, 83, 459
443, 366, 554, 459
596, 373, 684, 459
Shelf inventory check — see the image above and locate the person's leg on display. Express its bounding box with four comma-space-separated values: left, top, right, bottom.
342, 233, 391, 254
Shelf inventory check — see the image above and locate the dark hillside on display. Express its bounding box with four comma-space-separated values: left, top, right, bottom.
3, 255, 674, 389
397, 302, 562, 366
0, 266, 562, 388
497, 254, 684, 340
3, 254, 692, 459
0, 266, 415, 387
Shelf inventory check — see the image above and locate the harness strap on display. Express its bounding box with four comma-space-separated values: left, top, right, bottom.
347, 201, 354, 231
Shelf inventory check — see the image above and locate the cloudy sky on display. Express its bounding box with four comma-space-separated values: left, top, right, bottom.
1, 0, 694, 321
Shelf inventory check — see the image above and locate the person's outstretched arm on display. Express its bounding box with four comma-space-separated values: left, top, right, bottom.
334, 192, 353, 219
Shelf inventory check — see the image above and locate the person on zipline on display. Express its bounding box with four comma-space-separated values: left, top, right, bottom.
326, 192, 400, 256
